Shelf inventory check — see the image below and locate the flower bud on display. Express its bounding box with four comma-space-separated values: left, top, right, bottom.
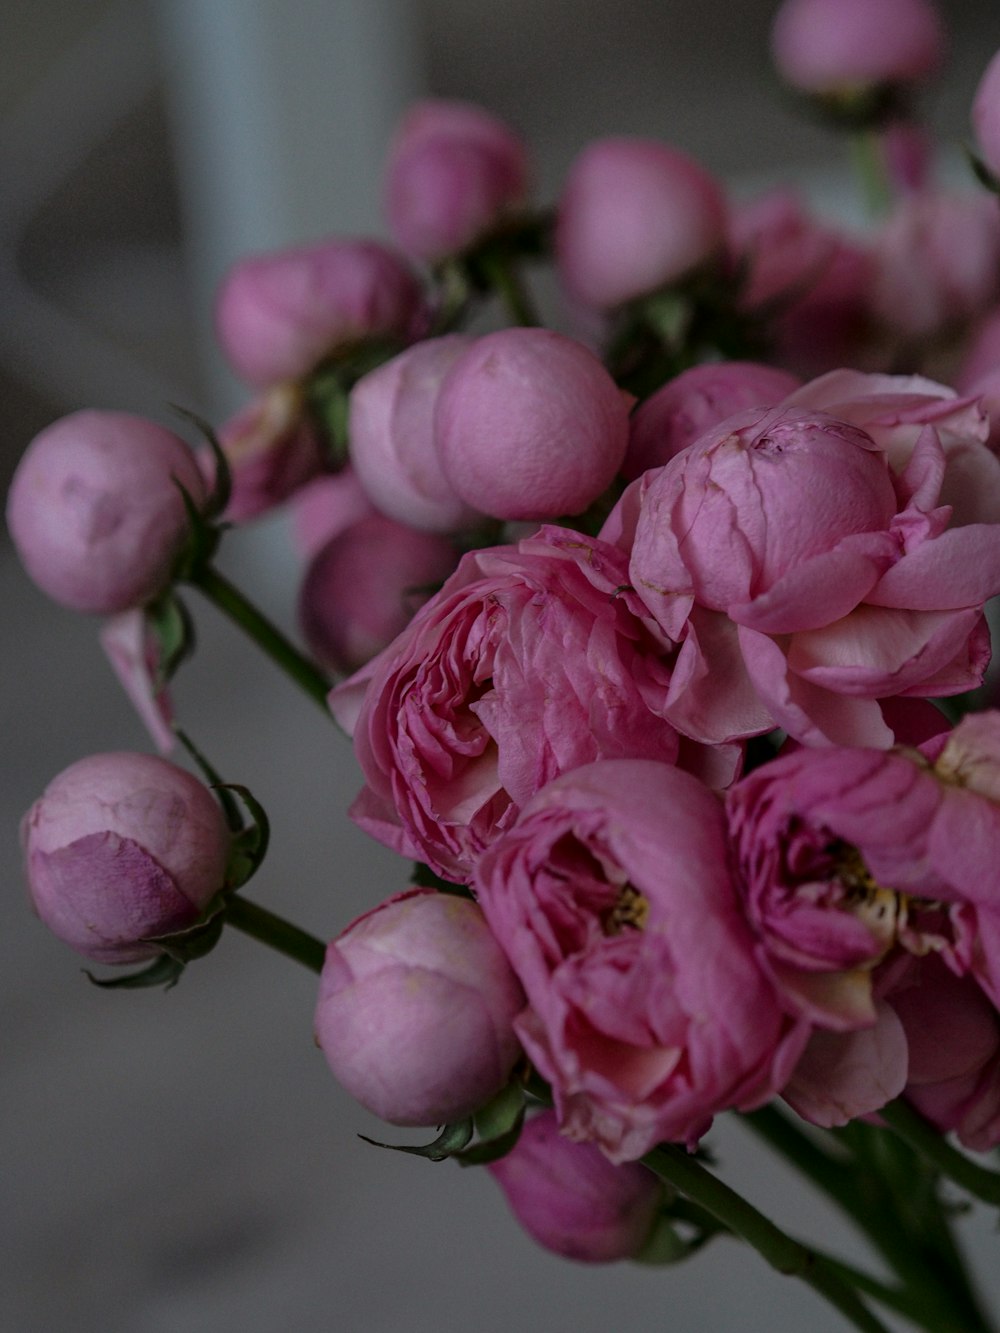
770, 0, 944, 96
298, 512, 459, 674
214, 384, 325, 523
385, 99, 528, 261
290, 467, 375, 560
314, 889, 525, 1126
973, 50, 1000, 184
6, 411, 205, 614
22, 752, 231, 964
214, 238, 426, 387
348, 335, 483, 532
434, 329, 629, 520
555, 137, 726, 310
625, 362, 800, 480
487, 1110, 663, 1263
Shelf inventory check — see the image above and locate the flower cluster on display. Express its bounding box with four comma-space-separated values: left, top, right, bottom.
12, 0, 1000, 1321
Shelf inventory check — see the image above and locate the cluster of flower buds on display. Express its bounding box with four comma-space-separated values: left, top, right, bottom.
13, 0, 1000, 1298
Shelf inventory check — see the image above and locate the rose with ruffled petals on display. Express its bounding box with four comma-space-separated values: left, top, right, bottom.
329, 527, 731, 883
626, 405, 1000, 747
474, 760, 807, 1161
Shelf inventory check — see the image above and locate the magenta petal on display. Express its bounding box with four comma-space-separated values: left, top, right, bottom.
665, 609, 773, 743
99, 611, 175, 755
867, 525, 1000, 609
782, 1001, 908, 1128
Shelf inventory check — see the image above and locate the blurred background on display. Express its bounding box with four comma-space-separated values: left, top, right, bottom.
3, 2, 1000, 1330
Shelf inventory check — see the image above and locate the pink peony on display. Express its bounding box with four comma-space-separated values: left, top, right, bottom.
434, 329, 629, 521
770, 0, 944, 95
555, 137, 727, 311
329, 526, 704, 883
290, 466, 375, 560
212, 384, 325, 523
22, 752, 230, 965
474, 760, 807, 1161
298, 512, 459, 675
384, 99, 529, 262
314, 888, 524, 1126
7, 411, 205, 615
487, 1109, 663, 1262
348, 335, 482, 532
214, 238, 426, 388
624, 405, 1000, 747
972, 48, 1000, 183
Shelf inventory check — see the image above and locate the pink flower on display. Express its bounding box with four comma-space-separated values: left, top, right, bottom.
384, 100, 528, 262
99, 610, 176, 755
329, 527, 695, 883
872, 191, 1000, 344
348, 335, 482, 532
555, 137, 727, 311
290, 467, 375, 560
314, 889, 524, 1126
212, 384, 325, 523
22, 752, 230, 965
487, 1109, 663, 1262
7, 411, 205, 615
214, 238, 426, 387
474, 760, 807, 1160
972, 48, 1000, 183
625, 406, 1000, 747
624, 361, 801, 482
770, 0, 944, 95
298, 512, 459, 675
434, 329, 629, 521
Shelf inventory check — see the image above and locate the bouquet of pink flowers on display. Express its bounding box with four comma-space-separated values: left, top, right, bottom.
13, 1, 1000, 1327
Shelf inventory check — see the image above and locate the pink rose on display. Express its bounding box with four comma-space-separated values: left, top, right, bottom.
474, 760, 807, 1161
330, 527, 701, 883
487, 1109, 663, 1262
625, 406, 1000, 747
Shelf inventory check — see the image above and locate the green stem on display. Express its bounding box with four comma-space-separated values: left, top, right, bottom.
188, 564, 333, 714
225, 895, 326, 974
479, 251, 539, 326
850, 128, 892, 218
882, 1099, 1000, 1206
642, 1144, 891, 1333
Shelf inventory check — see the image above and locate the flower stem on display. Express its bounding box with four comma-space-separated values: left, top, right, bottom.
188, 564, 333, 713
479, 251, 540, 326
642, 1143, 892, 1333
850, 129, 892, 218
225, 895, 326, 974
881, 1099, 1000, 1206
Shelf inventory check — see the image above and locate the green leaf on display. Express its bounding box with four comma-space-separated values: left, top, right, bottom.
359, 1119, 474, 1162
169, 404, 232, 519
452, 1080, 527, 1167
146, 590, 195, 686
84, 953, 185, 990
171, 477, 221, 581
145, 890, 228, 963
219, 783, 271, 889
967, 147, 1000, 196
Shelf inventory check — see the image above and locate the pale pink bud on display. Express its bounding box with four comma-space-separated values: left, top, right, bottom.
6, 411, 205, 614
22, 752, 230, 964
290, 467, 375, 560
956, 308, 1000, 390
214, 383, 325, 523
314, 889, 525, 1126
972, 49, 1000, 182
297, 512, 458, 674
488, 1110, 663, 1263
625, 362, 801, 480
348, 335, 483, 532
385, 99, 528, 262
434, 329, 629, 520
556, 138, 726, 311
214, 238, 426, 387
770, 0, 945, 95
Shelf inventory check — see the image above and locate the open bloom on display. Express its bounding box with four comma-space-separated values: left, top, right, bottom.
474, 760, 807, 1160
623, 404, 1000, 747
329, 526, 700, 883
22, 752, 230, 965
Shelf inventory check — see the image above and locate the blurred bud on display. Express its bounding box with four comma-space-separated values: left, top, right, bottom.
22, 752, 230, 964
973, 50, 1000, 184
385, 99, 529, 262
555, 137, 726, 311
434, 328, 629, 520
297, 512, 458, 675
213, 384, 325, 523
6, 411, 204, 615
487, 1109, 663, 1262
770, 0, 944, 96
314, 889, 525, 1126
349, 335, 483, 532
214, 238, 426, 387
